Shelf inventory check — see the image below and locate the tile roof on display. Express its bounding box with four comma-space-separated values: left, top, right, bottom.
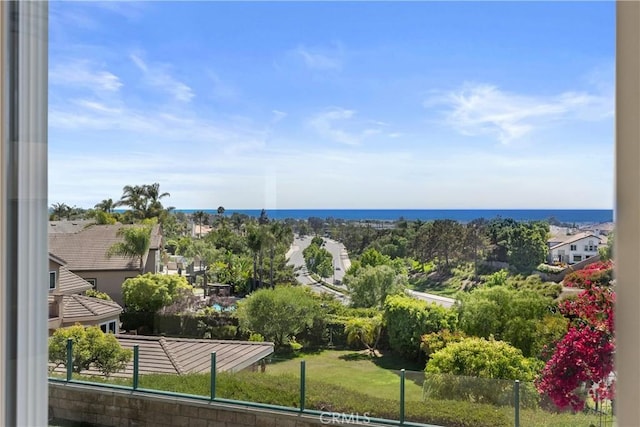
49, 223, 161, 271
549, 232, 602, 250
62, 295, 123, 321
48, 220, 95, 234
50, 336, 274, 378
56, 267, 93, 295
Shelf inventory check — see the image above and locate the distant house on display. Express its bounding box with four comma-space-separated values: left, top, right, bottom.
548, 232, 602, 265
48, 253, 123, 335
49, 223, 163, 305
580, 221, 615, 237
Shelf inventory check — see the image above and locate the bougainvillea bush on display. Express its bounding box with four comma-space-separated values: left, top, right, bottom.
563, 260, 613, 288
535, 281, 615, 410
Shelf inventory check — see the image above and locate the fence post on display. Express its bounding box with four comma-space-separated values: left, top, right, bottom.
210, 352, 217, 400
66, 339, 73, 382
400, 369, 406, 425
133, 345, 139, 390
514, 380, 520, 427
300, 360, 306, 412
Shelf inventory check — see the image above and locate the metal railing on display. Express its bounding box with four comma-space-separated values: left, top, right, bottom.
49, 339, 615, 427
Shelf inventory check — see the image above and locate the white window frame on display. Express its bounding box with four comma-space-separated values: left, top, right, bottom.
99, 320, 117, 334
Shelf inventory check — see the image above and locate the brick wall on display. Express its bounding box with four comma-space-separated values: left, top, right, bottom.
49, 382, 385, 427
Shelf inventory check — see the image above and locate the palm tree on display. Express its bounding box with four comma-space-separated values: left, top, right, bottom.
50, 202, 71, 220
106, 225, 152, 273
115, 185, 146, 219
192, 210, 206, 238
94, 198, 116, 213
267, 222, 291, 289
344, 315, 383, 356
144, 183, 170, 218
246, 225, 264, 292
115, 183, 171, 220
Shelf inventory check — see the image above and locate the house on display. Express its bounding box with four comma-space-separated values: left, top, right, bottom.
548, 231, 602, 265
49, 223, 163, 305
48, 254, 123, 335
580, 221, 615, 237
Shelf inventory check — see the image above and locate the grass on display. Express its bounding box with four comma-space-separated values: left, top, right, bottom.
265, 349, 424, 401
50, 349, 615, 427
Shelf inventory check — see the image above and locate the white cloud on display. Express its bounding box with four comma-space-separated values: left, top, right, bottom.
130, 54, 194, 102
294, 45, 343, 70
271, 110, 288, 123
309, 108, 359, 145
427, 83, 613, 144
308, 108, 400, 146
50, 60, 122, 92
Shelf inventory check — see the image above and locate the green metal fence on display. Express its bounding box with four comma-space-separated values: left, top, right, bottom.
49, 339, 615, 427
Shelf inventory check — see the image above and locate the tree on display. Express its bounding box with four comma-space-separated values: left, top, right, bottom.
94, 198, 116, 213
308, 217, 325, 236
599, 230, 614, 261
50, 202, 71, 220
48, 324, 132, 378
144, 182, 171, 218
106, 225, 152, 272
115, 183, 170, 220
457, 285, 557, 357
347, 265, 405, 309
506, 222, 549, 273
536, 283, 615, 410
344, 315, 383, 355
258, 209, 270, 225
121, 273, 192, 313
302, 238, 333, 278
359, 248, 391, 268
236, 286, 324, 349
246, 225, 265, 291
384, 294, 458, 360
462, 219, 490, 277
192, 210, 207, 238
92, 210, 117, 225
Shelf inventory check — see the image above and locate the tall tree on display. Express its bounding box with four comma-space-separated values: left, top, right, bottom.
115, 183, 170, 220
258, 209, 270, 225
246, 225, 264, 291
192, 210, 206, 238
50, 202, 71, 220
94, 198, 116, 213
115, 185, 147, 219
463, 219, 490, 277
106, 225, 152, 272
347, 265, 406, 309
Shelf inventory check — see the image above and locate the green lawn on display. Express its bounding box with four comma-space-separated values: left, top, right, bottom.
265, 349, 425, 401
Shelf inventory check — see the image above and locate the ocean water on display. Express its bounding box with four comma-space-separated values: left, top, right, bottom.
178, 209, 614, 224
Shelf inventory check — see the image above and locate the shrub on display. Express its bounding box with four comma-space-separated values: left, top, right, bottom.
48, 324, 132, 378
384, 294, 457, 360
425, 337, 541, 407
563, 261, 613, 288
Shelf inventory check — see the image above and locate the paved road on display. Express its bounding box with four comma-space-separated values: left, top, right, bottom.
319, 237, 350, 283
286, 235, 350, 303
405, 289, 456, 308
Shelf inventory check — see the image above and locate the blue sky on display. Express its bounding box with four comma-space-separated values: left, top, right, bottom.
49, 1, 615, 210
